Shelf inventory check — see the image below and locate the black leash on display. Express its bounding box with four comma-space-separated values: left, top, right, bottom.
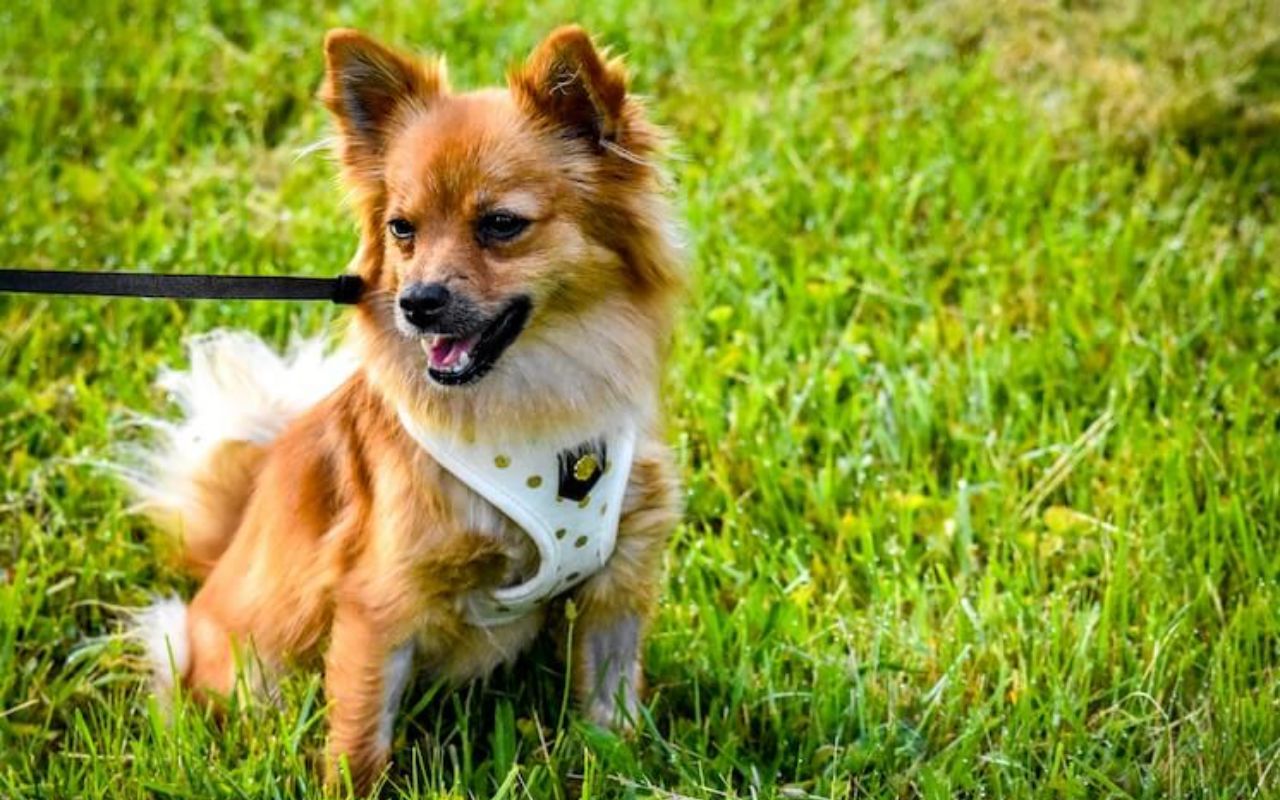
0, 269, 364, 305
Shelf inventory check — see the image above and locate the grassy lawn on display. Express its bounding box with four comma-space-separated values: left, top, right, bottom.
1, 1, 1277, 797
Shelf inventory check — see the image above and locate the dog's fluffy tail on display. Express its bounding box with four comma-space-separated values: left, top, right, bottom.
120, 330, 355, 577
130, 595, 192, 695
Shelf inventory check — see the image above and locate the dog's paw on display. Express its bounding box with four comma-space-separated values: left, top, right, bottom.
583, 687, 641, 735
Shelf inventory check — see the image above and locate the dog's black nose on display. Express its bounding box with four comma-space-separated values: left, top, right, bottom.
399, 282, 451, 329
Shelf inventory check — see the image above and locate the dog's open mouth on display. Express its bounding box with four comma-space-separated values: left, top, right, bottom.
420, 296, 531, 386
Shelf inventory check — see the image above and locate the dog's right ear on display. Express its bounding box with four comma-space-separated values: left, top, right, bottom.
510, 26, 629, 148
321, 29, 447, 175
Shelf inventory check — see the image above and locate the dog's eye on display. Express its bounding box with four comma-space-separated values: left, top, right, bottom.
387, 218, 415, 240
476, 212, 530, 245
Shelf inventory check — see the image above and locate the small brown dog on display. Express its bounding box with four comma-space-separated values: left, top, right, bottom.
128, 25, 682, 790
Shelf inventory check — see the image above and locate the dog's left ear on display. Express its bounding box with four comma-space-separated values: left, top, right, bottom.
510, 26, 629, 148
321, 29, 448, 169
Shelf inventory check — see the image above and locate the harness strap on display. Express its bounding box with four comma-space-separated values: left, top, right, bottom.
397, 407, 639, 627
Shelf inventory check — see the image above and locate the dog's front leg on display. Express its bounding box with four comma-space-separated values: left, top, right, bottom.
574, 605, 645, 727
324, 606, 413, 793
572, 450, 680, 729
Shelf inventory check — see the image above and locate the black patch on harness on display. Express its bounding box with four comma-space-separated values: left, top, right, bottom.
557, 438, 607, 502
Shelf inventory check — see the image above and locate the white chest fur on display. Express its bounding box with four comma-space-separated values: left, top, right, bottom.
398, 407, 638, 626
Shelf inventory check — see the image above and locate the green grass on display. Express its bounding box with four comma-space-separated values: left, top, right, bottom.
2, 1, 1278, 797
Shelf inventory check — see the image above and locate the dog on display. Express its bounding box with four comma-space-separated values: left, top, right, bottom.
125, 25, 683, 790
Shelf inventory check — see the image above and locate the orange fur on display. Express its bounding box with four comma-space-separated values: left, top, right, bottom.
132, 26, 683, 792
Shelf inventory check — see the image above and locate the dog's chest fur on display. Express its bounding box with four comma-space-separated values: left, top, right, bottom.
439, 469, 539, 588
388, 465, 544, 681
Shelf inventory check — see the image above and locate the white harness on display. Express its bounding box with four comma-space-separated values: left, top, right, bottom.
397, 408, 638, 627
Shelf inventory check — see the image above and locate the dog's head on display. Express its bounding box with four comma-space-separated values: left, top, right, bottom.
322, 27, 682, 430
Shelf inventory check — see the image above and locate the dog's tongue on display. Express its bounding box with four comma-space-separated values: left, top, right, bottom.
428, 333, 480, 370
